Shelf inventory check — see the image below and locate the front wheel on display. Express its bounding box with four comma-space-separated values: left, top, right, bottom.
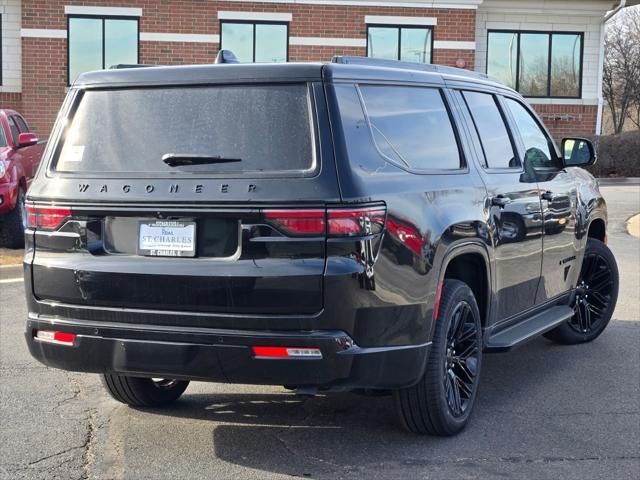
544, 238, 619, 344
101, 374, 189, 407
393, 279, 482, 435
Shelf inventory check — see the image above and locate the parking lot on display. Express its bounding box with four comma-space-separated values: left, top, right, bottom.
1, 185, 638, 480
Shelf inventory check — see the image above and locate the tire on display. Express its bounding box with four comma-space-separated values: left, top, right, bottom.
393, 279, 482, 436
101, 374, 189, 407
0, 187, 26, 249
544, 238, 619, 345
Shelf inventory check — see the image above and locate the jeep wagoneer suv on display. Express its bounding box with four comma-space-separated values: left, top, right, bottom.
24, 56, 618, 436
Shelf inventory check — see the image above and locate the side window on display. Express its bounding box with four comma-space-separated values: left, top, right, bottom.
13, 115, 29, 133
462, 91, 518, 169
358, 85, 461, 171
0, 125, 7, 148
503, 98, 561, 170
7, 116, 20, 145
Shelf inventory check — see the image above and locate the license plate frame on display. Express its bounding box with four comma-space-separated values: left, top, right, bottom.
138, 220, 197, 257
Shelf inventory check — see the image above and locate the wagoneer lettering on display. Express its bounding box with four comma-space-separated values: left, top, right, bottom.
24, 56, 618, 436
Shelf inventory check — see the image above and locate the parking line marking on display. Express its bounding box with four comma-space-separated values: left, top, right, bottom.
0, 278, 22, 284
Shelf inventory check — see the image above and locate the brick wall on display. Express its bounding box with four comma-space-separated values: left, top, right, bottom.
0, 92, 22, 112
532, 104, 598, 141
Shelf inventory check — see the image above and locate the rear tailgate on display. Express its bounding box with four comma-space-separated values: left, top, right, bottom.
28, 80, 341, 318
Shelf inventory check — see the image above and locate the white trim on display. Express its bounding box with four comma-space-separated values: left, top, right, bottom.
365, 15, 437, 26
218, 11, 293, 22
211, 0, 480, 9
140, 32, 220, 43
64, 6, 142, 17
21, 28, 67, 39
290, 36, 366, 47
433, 40, 476, 50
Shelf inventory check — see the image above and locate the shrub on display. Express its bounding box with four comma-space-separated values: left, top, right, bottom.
586, 131, 640, 177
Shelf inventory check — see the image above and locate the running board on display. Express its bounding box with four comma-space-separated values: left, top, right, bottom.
485, 306, 574, 352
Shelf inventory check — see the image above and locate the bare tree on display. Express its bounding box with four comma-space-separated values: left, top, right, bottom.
603, 7, 640, 134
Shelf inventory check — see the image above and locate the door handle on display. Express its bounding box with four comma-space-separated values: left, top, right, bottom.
491, 195, 511, 208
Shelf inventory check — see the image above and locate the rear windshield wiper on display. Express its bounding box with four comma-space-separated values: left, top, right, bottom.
162, 153, 242, 167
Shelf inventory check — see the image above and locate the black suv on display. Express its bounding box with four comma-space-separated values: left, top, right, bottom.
24, 57, 618, 436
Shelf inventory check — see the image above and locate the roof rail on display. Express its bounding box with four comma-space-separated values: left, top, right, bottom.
331, 56, 494, 82
108, 64, 159, 69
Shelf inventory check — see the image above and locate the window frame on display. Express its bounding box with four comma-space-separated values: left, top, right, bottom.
366, 24, 434, 64
486, 30, 584, 99
67, 14, 140, 86
219, 20, 289, 63
355, 82, 467, 175
460, 89, 522, 173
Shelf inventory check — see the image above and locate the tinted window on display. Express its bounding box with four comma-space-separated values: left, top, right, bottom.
7, 116, 19, 145
463, 91, 517, 169
359, 85, 460, 171
221, 22, 287, 63
56, 84, 314, 176
504, 98, 560, 169
68, 17, 138, 84
0, 125, 7, 148
13, 115, 29, 133
367, 26, 432, 63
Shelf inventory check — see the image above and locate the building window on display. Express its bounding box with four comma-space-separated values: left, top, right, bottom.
487, 31, 583, 98
220, 22, 288, 63
367, 26, 433, 64
67, 16, 139, 85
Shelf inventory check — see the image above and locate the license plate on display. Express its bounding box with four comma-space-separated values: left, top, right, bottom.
138, 220, 196, 257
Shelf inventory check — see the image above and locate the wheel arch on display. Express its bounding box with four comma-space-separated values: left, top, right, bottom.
587, 217, 606, 242
438, 242, 492, 329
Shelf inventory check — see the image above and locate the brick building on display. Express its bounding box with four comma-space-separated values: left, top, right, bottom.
1, 0, 637, 140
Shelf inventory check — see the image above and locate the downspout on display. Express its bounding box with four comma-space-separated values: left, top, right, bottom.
596, 1, 626, 136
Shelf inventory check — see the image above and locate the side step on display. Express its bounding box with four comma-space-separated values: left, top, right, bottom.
485, 305, 574, 352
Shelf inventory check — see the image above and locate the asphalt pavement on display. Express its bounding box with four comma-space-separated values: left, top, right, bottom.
0, 185, 638, 480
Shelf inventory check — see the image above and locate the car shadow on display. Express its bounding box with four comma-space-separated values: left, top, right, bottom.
134, 331, 631, 478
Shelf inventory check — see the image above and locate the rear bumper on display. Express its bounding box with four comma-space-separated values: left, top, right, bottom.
25, 314, 430, 390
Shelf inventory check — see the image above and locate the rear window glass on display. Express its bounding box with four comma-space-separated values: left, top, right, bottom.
358, 85, 461, 171
55, 84, 315, 176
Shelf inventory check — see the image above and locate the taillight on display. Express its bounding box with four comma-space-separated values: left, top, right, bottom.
26, 206, 72, 230
34, 330, 76, 346
252, 346, 322, 359
328, 206, 386, 236
264, 205, 386, 237
264, 209, 326, 236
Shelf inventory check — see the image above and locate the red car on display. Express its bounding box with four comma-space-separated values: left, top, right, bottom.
0, 109, 46, 248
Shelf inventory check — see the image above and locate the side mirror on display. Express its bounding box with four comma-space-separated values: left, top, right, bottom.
17, 132, 38, 148
561, 137, 596, 167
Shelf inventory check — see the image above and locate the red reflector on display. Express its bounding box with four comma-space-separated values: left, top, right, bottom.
35, 330, 76, 346
26, 206, 72, 231
264, 209, 325, 236
252, 346, 322, 359
327, 206, 386, 236
433, 282, 443, 320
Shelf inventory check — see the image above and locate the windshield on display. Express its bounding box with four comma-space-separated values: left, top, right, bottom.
55, 84, 315, 176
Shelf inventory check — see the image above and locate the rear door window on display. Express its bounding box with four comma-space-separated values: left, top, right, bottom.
462, 91, 518, 169
358, 85, 461, 171
7, 116, 20, 145
55, 84, 316, 176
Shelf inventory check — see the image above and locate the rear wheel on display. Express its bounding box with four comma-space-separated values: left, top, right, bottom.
0, 186, 26, 249
544, 238, 618, 344
393, 279, 482, 435
101, 374, 189, 407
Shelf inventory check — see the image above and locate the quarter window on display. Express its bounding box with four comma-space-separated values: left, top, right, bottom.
367, 26, 432, 63
463, 91, 518, 169
68, 16, 139, 85
359, 85, 461, 171
220, 22, 288, 63
487, 31, 582, 98
504, 98, 561, 170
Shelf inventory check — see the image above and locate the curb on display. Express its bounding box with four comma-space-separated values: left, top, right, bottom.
598, 177, 640, 186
